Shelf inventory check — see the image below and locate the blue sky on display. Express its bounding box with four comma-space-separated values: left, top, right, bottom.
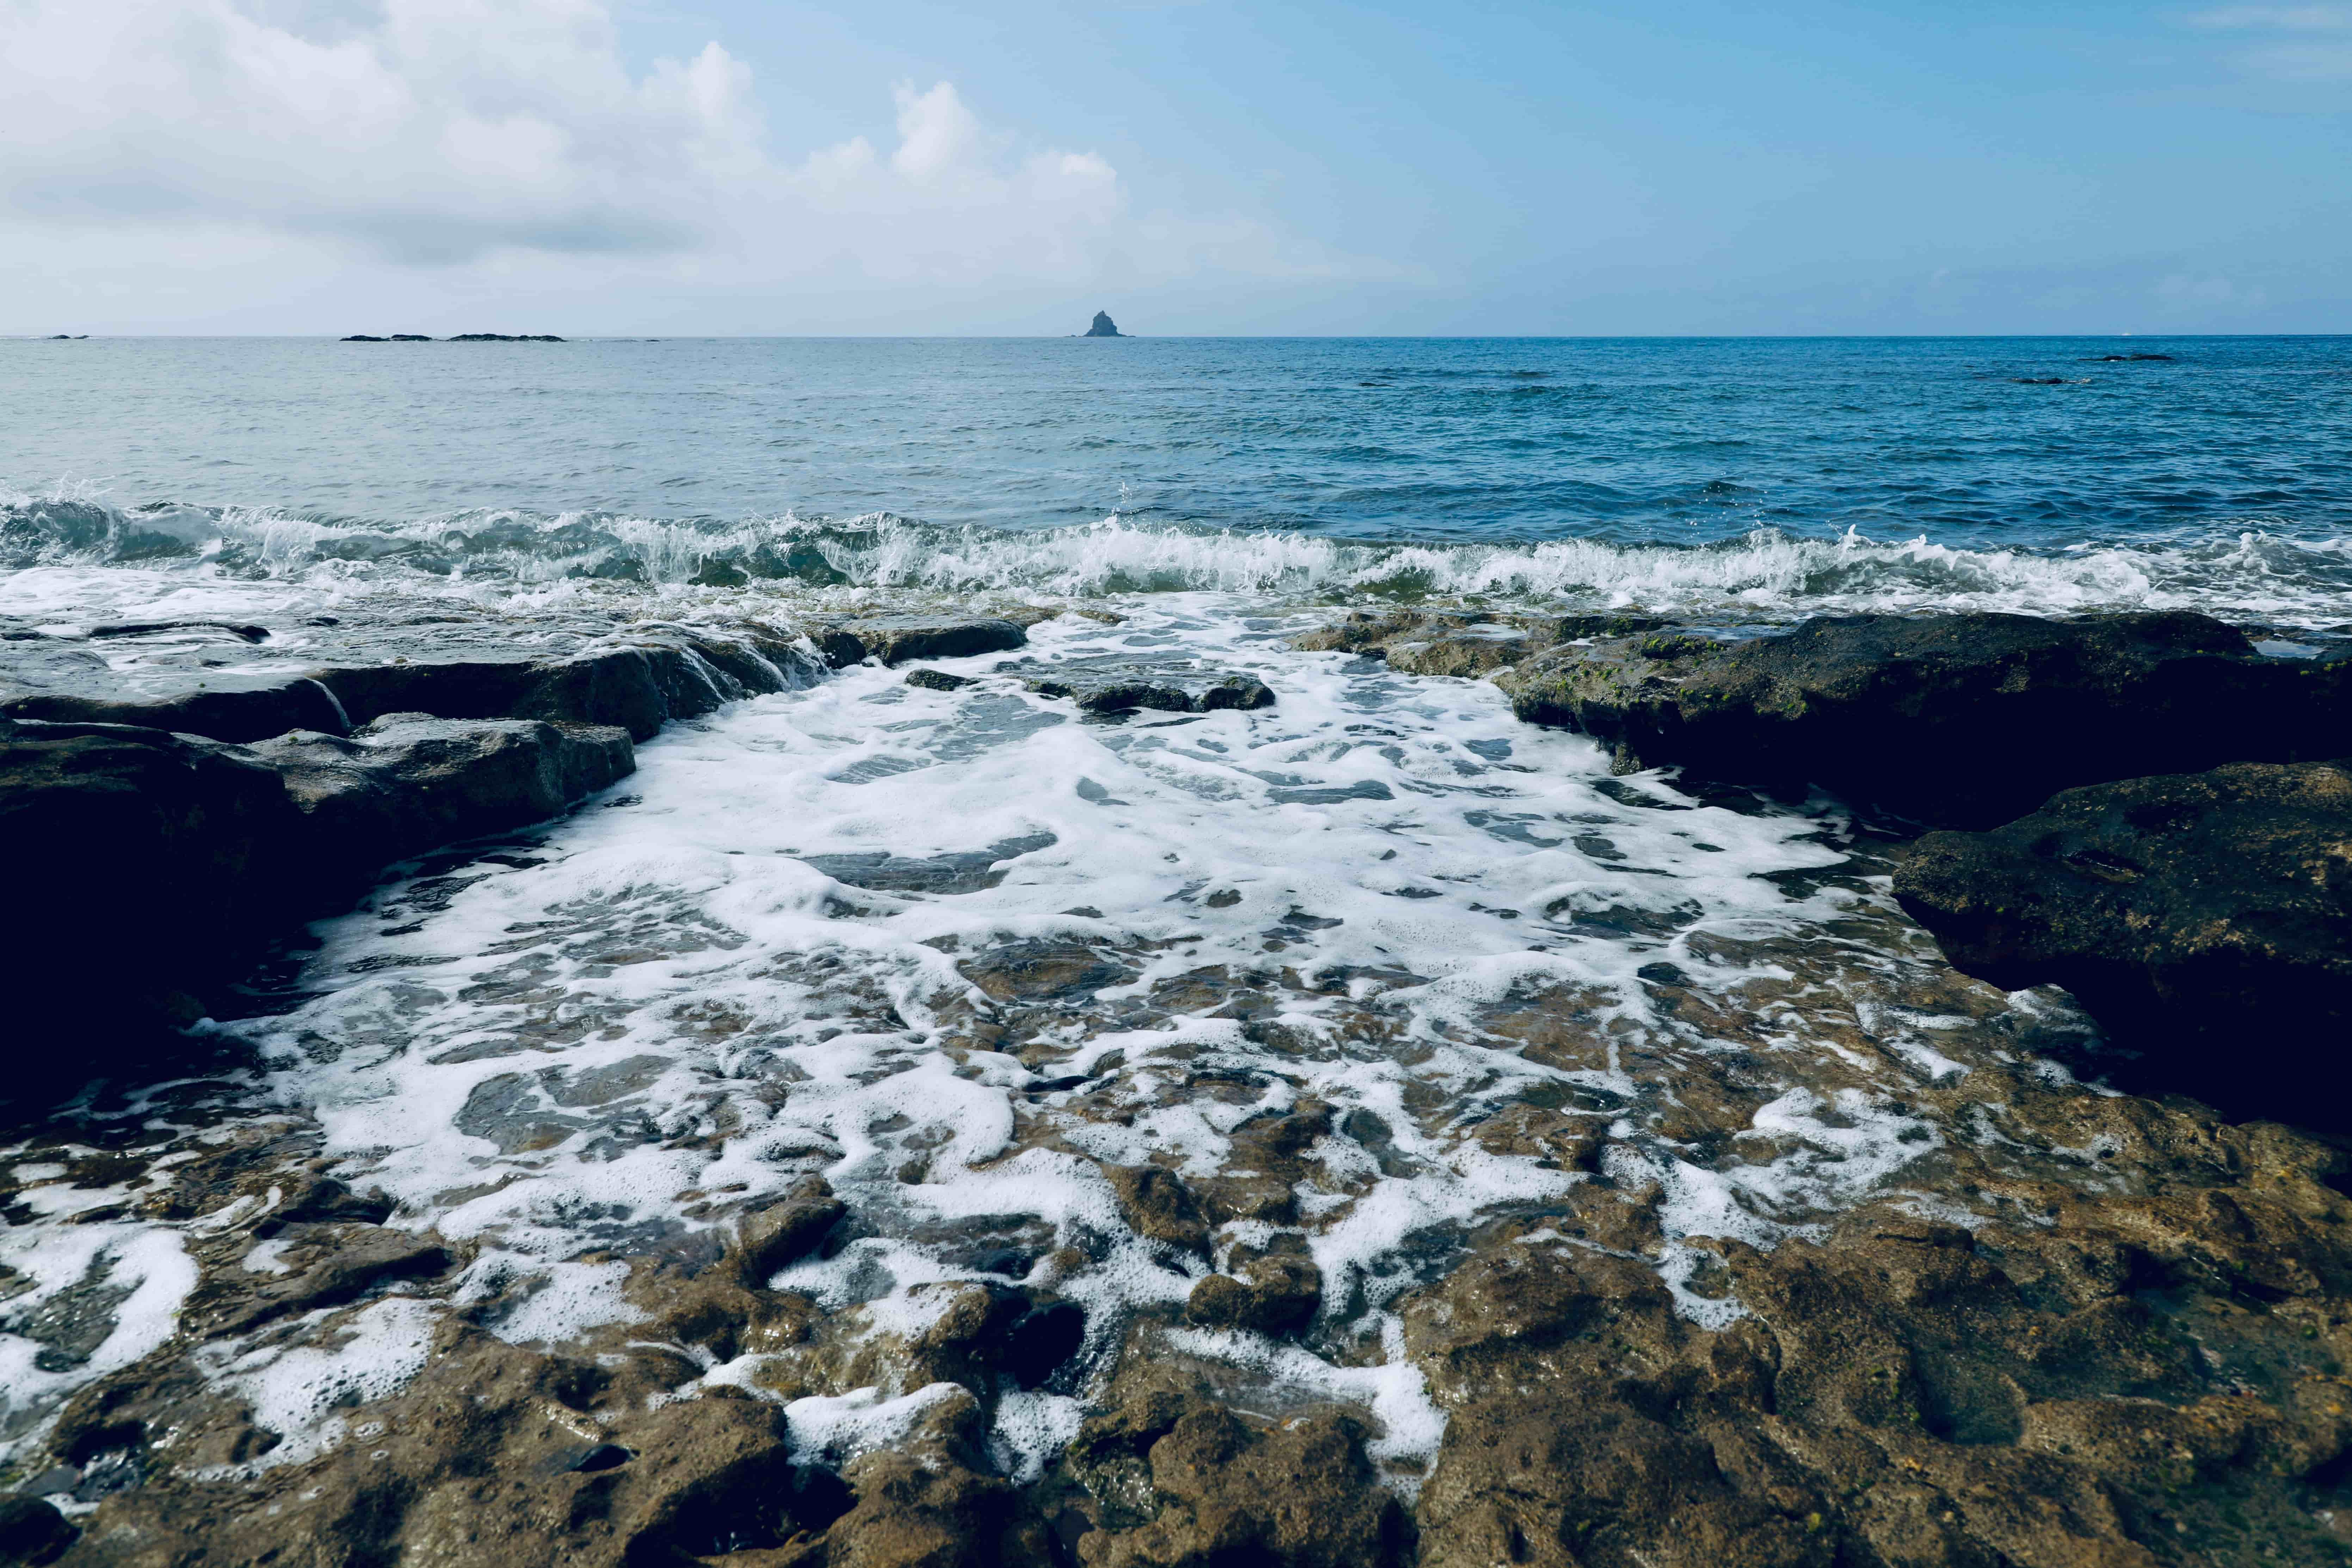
3, 0, 2346, 333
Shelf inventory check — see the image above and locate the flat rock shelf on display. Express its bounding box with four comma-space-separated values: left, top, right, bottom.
5, 585, 2352, 1568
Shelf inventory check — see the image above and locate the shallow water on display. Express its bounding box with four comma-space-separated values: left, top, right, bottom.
3, 335, 2347, 1496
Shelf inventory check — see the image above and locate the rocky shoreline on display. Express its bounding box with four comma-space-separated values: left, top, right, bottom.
5, 598, 2352, 1566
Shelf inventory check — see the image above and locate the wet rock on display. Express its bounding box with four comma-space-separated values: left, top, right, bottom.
85, 619, 269, 643
0, 1495, 75, 1564
196, 1228, 453, 1335
1077, 1405, 1406, 1568
798, 833, 1057, 895
1105, 1165, 1210, 1254
253, 716, 634, 884
1894, 758, 2352, 1119
1292, 609, 1673, 679
1500, 611, 2352, 827
1, 716, 306, 1042
1186, 1249, 1321, 1336
6, 674, 352, 742
315, 640, 727, 742
1024, 670, 1274, 715
1004, 1301, 1087, 1390
825, 616, 1028, 667
905, 667, 973, 692
731, 1179, 848, 1284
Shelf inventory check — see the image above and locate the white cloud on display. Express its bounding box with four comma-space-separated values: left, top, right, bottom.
2188, 4, 2352, 82
0, 0, 1381, 305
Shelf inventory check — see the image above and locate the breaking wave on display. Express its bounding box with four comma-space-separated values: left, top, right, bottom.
7, 484, 2351, 625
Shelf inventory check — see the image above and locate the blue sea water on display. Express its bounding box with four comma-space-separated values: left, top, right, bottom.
5, 335, 2351, 622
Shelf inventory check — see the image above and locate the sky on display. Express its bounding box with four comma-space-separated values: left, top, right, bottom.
1, 0, 2346, 335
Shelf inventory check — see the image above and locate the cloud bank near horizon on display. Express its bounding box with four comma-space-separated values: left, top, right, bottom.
0, 0, 1390, 323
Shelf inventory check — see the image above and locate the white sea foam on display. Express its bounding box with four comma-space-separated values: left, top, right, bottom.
192, 1297, 442, 1475
137, 593, 1985, 1475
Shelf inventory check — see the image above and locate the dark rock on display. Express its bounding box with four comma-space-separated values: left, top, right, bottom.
7, 674, 351, 743
86, 619, 267, 642
1894, 759, 2352, 1119
449, 333, 566, 342
1003, 1301, 1087, 1389
390, 334, 433, 341
729, 1179, 846, 1284
1293, 610, 1673, 680
824, 616, 1027, 666
1501, 611, 2352, 828
1186, 1248, 1321, 1336
1025, 670, 1274, 715
313, 637, 755, 741
1, 717, 307, 1037
250, 715, 634, 884
905, 668, 973, 692
1105, 1165, 1210, 1254
341, 334, 387, 342
0, 1494, 75, 1563
1085, 311, 1124, 338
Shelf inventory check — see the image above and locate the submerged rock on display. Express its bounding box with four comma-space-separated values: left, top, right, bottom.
1894, 758, 2352, 1117
1500, 611, 2352, 827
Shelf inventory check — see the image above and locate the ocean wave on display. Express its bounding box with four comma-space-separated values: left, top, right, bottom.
5, 484, 2349, 625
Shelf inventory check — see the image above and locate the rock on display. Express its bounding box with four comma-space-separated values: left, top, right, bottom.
0, 1495, 75, 1563
1024, 671, 1274, 715
249, 715, 634, 886
905, 668, 973, 692
1, 716, 307, 1040
391, 333, 433, 341
340, 334, 387, 342
0, 712, 630, 1061
1186, 1248, 1321, 1336
449, 332, 566, 341
1500, 612, 2352, 827
797, 833, 1058, 895
1293, 610, 1673, 679
1076, 1405, 1406, 1568
1105, 1165, 1210, 1254
85, 619, 268, 642
1085, 312, 1124, 338
823, 616, 1028, 667
729, 1179, 847, 1284
6, 674, 352, 743
311, 628, 809, 741
1894, 759, 2352, 1118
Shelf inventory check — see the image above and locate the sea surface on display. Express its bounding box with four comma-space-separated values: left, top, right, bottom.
4, 335, 2349, 1489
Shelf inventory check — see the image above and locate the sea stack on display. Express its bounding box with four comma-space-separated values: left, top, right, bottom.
1085, 310, 1124, 337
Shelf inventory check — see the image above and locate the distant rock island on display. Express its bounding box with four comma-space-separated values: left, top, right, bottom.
340, 333, 562, 342
1083, 311, 1124, 338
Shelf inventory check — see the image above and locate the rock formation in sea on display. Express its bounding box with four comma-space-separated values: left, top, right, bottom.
1085, 311, 1123, 337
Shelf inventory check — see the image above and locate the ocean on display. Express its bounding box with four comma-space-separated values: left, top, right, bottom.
3, 336, 2349, 1509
